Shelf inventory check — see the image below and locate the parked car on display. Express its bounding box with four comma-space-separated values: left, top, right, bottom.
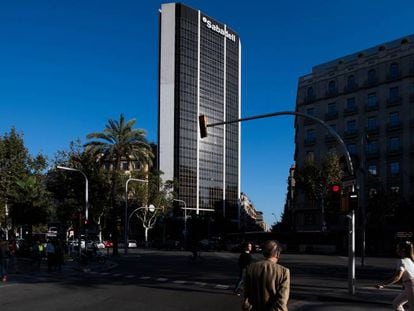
103, 240, 113, 248
127, 240, 137, 248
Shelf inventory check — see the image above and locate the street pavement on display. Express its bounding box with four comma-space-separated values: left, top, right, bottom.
0, 249, 403, 310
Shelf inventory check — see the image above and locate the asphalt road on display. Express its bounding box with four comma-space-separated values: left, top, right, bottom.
0, 249, 398, 310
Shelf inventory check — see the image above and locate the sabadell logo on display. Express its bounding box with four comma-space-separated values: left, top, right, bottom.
202, 16, 236, 42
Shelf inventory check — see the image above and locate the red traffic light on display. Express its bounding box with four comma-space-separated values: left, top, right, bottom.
331, 185, 340, 193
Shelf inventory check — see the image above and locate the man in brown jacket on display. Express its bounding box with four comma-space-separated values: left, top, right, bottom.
243, 240, 290, 311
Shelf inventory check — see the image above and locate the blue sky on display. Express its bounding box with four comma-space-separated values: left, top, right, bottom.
1, 0, 413, 226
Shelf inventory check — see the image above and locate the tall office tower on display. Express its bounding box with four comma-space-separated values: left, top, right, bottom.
293, 35, 414, 237
158, 3, 241, 221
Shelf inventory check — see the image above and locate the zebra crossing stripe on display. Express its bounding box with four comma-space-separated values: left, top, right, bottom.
193, 282, 207, 286
125, 275, 136, 278
140, 276, 151, 280
173, 280, 187, 284
156, 278, 168, 282
112, 274, 122, 277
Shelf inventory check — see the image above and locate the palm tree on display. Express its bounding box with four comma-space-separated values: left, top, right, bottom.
84, 114, 154, 255
84, 114, 153, 171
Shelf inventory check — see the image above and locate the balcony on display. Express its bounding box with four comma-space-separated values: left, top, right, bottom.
343, 83, 359, 93
325, 88, 338, 98
365, 102, 379, 112
303, 94, 316, 104
304, 118, 316, 126
364, 77, 379, 88
365, 126, 380, 136
304, 138, 316, 146
344, 129, 359, 139
386, 121, 403, 132
387, 146, 403, 156
324, 135, 336, 144
386, 96, 402, 107
343, 106, 358, 116
324, 111, 338, 121
386, 72, 401, 81
365, 150, 380, 159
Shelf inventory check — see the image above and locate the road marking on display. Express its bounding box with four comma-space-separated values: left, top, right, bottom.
156, 277, 168, 282
140, 276, 151, 280
100, 272, 110, 276
215, 284, 229, 289
112, 274, 122, 277
125, 275, 136, 278
193, 281, 207, 286
173, 280, 187, 284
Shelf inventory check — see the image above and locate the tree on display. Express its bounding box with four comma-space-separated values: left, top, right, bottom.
127, 170, 174, 245
0, 128, 50, 236
84, 114, 154, 255
47, 140, 113, 241
294, 152, 343, 231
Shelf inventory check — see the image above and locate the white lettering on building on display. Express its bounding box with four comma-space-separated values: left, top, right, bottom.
202, 16, 236, 42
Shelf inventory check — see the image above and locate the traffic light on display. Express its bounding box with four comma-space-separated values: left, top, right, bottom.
331, 184, 341, 193
327, 183, 342, 212
199, 115, 208, 138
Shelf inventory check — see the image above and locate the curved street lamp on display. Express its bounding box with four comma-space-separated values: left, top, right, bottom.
124, 178, 148, 254
57, 166, 89, 258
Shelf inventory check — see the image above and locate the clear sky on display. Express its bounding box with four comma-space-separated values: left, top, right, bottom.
1, 0, 413, 226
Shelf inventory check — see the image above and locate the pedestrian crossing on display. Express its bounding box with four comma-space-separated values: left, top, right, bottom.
0, 269, 233, 292
83, 270, 232, 290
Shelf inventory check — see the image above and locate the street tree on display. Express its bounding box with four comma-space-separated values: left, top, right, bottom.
84, 114, 154, 255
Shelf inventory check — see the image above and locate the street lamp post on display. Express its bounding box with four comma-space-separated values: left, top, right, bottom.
124, 178, 148, 255
127, 204, 156, 245
57, 166, 89, 257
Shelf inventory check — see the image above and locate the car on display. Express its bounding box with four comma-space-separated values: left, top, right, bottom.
127, 240, 138, 248
103, 240, 113, 248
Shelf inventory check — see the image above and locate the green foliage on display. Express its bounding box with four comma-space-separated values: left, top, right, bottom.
84, 113, 154, 170
0, 128, 51, 228
295, 153, 343, 202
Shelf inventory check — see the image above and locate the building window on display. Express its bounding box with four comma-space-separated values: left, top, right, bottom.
390, 161, 400, 176
367, 93, 377, 107
389, 112, 400, 126
122, 162, 129, 170
367, 69, 376, 82
346, 98, 356, 109
389, 86, 399, 100
347, 143, 357, 155
306, 129, 316, 141
389, 137, 401, 151
366, 140, 379, 154
366, 116, 377, 130
327, 102, 337, 114
307, 87, 314, 98
328, 80, 336, 93
389, 62, 399, 78
368, 164, 377, 175
347, 75, 356, 87
346, 120, 357, 132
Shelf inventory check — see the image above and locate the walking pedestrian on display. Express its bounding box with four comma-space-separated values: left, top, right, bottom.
376, 241, 414, 311
234, 242, 252, 296
243, 240, 290, 311
0, 235, 10, 282
46, 239, 56, 272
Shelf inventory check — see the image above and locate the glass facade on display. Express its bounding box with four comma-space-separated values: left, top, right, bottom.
159, 4, 240, 218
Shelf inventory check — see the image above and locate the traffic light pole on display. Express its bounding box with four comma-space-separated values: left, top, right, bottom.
199, 110, 356, 295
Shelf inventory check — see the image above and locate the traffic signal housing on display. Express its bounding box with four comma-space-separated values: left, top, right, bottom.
199, 115, 208, 138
